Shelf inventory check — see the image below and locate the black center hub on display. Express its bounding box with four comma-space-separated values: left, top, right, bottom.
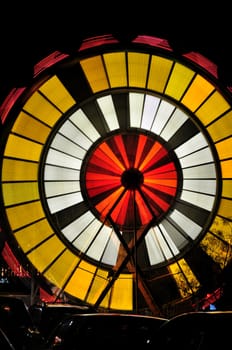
121, 168, 144, 189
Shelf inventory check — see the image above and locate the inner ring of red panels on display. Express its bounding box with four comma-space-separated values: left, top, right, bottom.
84, 132, 179, 231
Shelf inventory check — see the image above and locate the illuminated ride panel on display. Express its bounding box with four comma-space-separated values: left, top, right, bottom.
0, 34, 232, 315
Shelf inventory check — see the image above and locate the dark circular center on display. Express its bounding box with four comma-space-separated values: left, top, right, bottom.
121, 168, 144, 189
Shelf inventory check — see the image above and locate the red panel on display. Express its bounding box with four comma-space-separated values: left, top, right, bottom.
85, 132, 178, 229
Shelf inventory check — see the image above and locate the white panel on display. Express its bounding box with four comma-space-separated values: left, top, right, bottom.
182, 164, 216, 178
70, 109, 100, 141
97, 95, 119, 130
100, 229, 120, 265
160, 109, 188, 141
50, 133, 86, 159
62, 211, 95, 241
87, 226, 120, 265
145, 226, 179, 265
47, 191, 83, 213
175, 133, 209, 158
145, 228, 166, 265
180, 190, 215, 211
161, 219, 187, 249
129, 92, 144, 127
170, 209, 202, 239
44, 181, 80, 197
183, 179, 217, 195
62, 212, 119, 265
46, 149, 82, 169
151, 100, 175, 135
59, 120, 92, 150
141, 94, 160, 130
179, 148, 214, 168
73, 219, 106, 258
156, 225, 180, 258
44, 165, 79, 181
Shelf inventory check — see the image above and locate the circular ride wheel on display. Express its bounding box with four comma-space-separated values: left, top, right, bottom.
0, 33, 232, 316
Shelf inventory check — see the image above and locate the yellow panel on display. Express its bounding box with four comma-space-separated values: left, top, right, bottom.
39, 75, 76, 112
200, 232, 228, 269
28, 236, 66, 274
108, 274, 133, 310
23, 91, 62, 126
128, 52, 149, 88
4, 134, 42, 161
195, 91, 231, 125
209, 216, 232, 244
80, 56, 109, 93
42, 250, 79, 287
6, 201, 45, 230
103, 52, 127, 87
207, 110, 232, 142
169, 259, 200, 297
181, 75, 215, 111
86, 270, 109, 305
165, 62, 195, 100
222, 180, 232, 198
217, 198, 232, 218
78, 259, 97, 273
11, 111, 51, 143
2, 182, 39, 206
98, 289, 111, 309
215, 137, 232, 160
65, 262, 97, 300
14, 219, 54, 253
221, 159, 232, 178
2, 159, 38, 181
147, 55, 173, 93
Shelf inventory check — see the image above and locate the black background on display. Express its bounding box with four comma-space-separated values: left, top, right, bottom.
0, 5, 232, 105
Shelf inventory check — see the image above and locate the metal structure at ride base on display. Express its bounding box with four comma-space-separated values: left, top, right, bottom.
0, 33, 232, 317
